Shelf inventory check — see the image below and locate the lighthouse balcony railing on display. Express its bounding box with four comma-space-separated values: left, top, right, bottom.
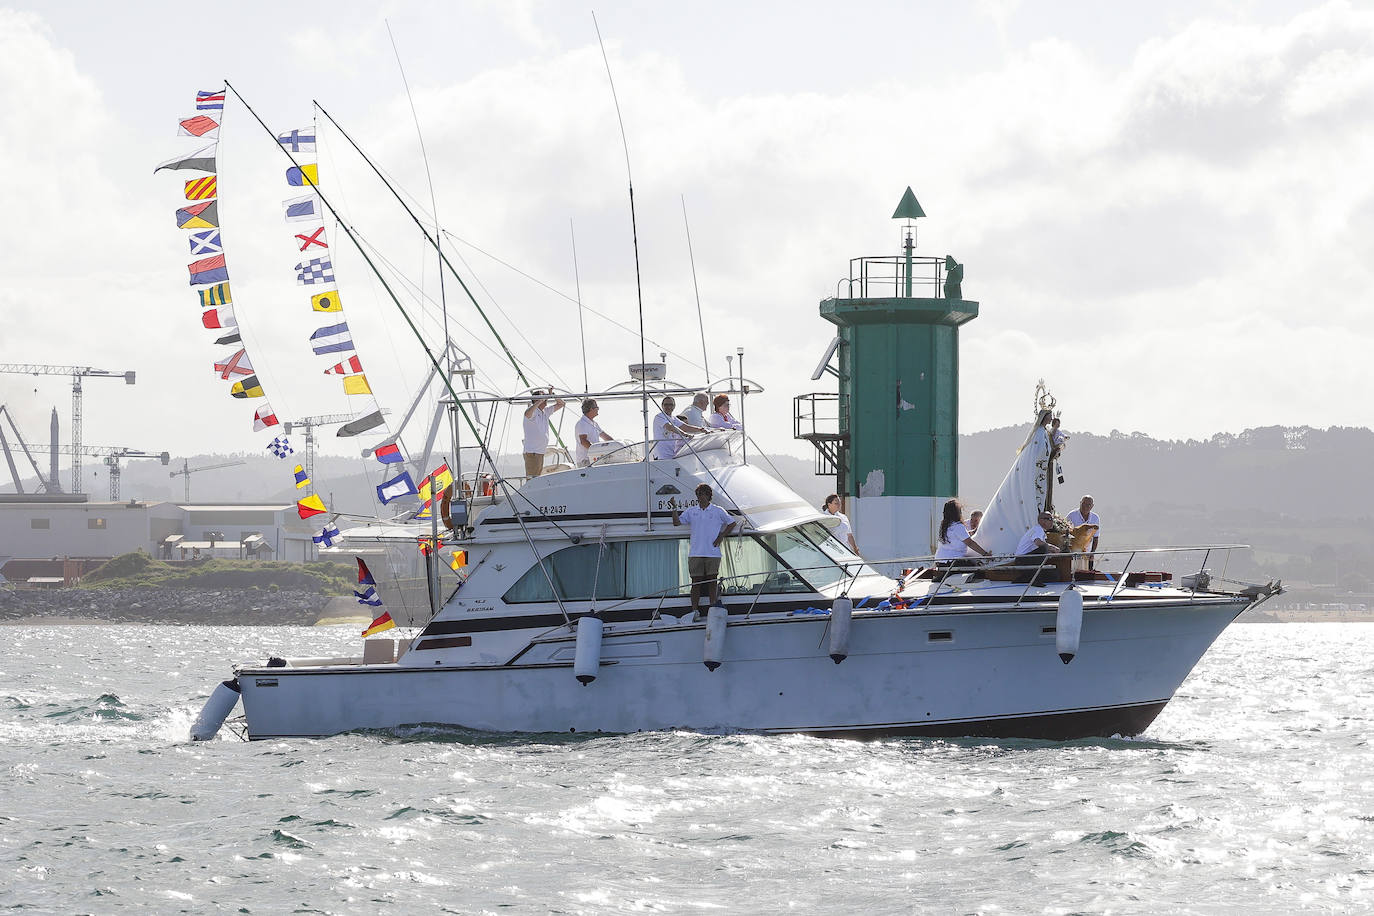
838, 254, 947, 300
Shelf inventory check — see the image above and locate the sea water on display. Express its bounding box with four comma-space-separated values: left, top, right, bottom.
0, 623, 1370, 914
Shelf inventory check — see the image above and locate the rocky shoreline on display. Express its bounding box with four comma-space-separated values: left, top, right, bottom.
0, 586, 341, 626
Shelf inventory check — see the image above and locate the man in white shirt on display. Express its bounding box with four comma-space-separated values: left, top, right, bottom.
678, 392, 709, 429
522, 390, 565, 478
574, 398, 614, 467
652, 396, 695, 460
1067, 494, 1101, 568
1014, 510, 1063, 583
672, 483, 737, 614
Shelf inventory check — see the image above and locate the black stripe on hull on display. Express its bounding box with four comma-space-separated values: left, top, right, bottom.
790, 700, 1170, 742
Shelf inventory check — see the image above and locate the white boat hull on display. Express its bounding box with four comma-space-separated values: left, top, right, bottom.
235, 596, 1247, 740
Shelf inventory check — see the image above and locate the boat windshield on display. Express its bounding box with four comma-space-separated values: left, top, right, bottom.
792, 521, 882, 582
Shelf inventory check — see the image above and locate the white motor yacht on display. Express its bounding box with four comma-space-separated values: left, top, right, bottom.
193, 408, 1279, 741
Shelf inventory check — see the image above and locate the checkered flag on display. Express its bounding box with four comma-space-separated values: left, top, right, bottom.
294, 257, 334, 286
267, 436, 294, 458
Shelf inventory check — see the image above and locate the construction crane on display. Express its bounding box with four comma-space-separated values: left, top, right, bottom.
283, 410, 390, 495
0, 364, 136, 494
32, 444, 169, 500
0, 405, 55, 494
169, 458, 247, 502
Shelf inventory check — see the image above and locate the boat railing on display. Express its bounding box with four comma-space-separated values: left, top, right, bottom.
881, 544, 1264, 609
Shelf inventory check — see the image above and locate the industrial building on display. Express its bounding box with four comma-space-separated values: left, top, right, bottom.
0, 494, 320, 585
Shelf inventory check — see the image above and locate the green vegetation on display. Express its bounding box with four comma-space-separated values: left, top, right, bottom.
81, 552, 355, 594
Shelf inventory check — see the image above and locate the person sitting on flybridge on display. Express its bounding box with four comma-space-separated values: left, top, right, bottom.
707, 394, 742, 430
574, 398, 614, 467
672, 483, 737, 616
652, 396, 701, 459
677, 392, 710, 429
1014, 510, 1064, 583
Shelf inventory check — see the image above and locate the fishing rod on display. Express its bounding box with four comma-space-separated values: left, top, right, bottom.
386, 19, 449, 618
570, 219, 589, 393
223, 80, 573, 627
312, 101, 567, 451
592, 12, 654, 531
681, 195, 711, 390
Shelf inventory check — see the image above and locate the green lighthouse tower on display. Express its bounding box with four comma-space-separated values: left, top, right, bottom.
795, 188, 978, 561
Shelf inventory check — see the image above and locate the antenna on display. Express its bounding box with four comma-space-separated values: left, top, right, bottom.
593, 12, 652, 529
570, 219, 588, 392
681, 195, 710, 389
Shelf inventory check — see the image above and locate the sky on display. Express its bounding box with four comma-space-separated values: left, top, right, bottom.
1, 0, 1371, 489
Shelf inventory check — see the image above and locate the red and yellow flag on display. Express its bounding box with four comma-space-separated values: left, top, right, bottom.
184, 176, 217, 200
297, 494, 327, 519
362, 611, 395, 638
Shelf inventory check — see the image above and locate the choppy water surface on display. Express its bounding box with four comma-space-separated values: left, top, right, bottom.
1, 623, 1371, 914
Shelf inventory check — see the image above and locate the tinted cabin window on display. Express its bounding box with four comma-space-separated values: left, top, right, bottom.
504, 542, 627, 603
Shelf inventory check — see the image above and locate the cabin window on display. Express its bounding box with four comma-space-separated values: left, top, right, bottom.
719, 537, 809, 596
30, 518, 49, 529
626, 539, 688, 601
88, 518, 107, 530
503, 542, 627, 603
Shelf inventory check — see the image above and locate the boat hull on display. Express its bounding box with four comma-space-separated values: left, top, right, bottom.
236, 598, 1246, 740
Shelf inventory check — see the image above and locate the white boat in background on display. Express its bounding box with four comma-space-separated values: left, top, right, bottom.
193, 392, 1280, 742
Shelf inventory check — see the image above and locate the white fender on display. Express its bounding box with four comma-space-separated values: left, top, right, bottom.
703, 605, 729, 671
1056, 587, 1083, 664
190, 678, 241, 741
828, 597, 853, 664
574, 616, 604, 685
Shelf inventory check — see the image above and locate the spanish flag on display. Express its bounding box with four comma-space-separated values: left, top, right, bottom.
418, 462, 454, 507
297, 494, 327, 519
362, 611, 395, 637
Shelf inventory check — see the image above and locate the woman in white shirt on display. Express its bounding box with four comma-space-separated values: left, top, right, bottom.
935, 499, 990, 563
707, 394, 743, 430
822, 494, 859, 553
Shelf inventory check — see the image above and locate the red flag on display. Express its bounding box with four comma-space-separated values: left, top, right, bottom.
178, 115, 220, 137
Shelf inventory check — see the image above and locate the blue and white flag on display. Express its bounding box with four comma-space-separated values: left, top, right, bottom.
267, 436, 294, 459
354, 584, 383, 607
294, 256, 334, 286
283, 194, 322, 223
188, 229, 222, 255
376, 471, 418, 505
277, 128, 317, 153
309, 321, 352, 355
313, 523, 341, 548
196, 89, 226, 110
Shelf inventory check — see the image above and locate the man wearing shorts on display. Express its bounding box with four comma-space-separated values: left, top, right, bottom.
672, 483, 737, 615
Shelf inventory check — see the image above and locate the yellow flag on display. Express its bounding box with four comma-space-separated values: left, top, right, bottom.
343, 374, 372, 395
448, 550, 467, 571
311, 290, 343, 312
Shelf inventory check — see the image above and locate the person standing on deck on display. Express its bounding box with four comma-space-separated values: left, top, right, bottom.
522, 391, 565, 478
678, 392, 710, 430
822, 494, 860, 553
673, 483, 737, 615
1067, 494, 1102, 569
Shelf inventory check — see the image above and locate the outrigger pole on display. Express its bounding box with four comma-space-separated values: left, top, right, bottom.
311, 102, 567, 452
223, 81, 572, 627
593, 13, 654, 531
